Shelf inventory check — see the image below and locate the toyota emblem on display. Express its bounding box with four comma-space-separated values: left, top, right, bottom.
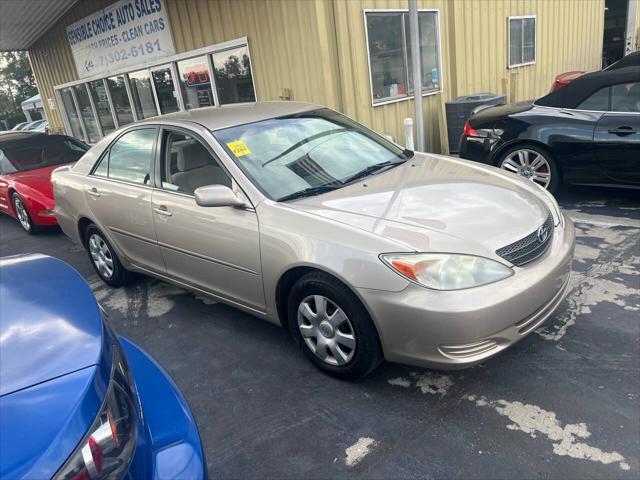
537, 224, 550, 243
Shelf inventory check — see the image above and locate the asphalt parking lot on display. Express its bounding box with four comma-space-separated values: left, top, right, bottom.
0, 187, 638, 479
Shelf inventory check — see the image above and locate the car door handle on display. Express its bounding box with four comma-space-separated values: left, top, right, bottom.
607, 126, 637, 136
153, 205, 172, 217
87, 187, 101, 197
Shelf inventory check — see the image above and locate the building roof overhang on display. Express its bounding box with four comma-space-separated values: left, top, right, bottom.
0, 0, 78, 51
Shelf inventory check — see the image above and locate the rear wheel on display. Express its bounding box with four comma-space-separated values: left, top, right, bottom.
12, 193, 37, 234
85, 225, 134, 287
497, 145, 560, 193
287, 272, 382, 379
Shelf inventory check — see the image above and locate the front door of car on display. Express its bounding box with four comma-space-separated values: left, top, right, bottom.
84, 127, 166, 273
594, 82, 640, 184
151, 128, 265, 311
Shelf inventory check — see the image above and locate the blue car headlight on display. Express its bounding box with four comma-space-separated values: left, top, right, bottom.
54, 343, 137, 480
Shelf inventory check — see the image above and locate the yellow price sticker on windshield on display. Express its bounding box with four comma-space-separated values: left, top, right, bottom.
227, 140, 251, 157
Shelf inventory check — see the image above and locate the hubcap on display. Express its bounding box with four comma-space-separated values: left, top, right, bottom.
89, 234, 115, 279
297, 295, 356, 366
500, 149, 551, 188
13, 197, 31, 231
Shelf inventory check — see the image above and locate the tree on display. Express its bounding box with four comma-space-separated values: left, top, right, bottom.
0, 51, 38, 127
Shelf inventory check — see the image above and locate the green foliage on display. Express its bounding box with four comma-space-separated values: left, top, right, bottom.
0, 51, 37, 127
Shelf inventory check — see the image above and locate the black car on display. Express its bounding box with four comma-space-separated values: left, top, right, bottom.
459, 66, 639, 192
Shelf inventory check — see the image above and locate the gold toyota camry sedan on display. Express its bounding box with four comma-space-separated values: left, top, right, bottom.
52, 102, 575, 379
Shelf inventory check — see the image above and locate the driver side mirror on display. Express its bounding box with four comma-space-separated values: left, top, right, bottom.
194, 185, 247, 208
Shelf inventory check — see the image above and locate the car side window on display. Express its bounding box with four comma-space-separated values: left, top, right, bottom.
577, 87, 611, 111
161, 130, 231, 195
95, 128, 155, 184
611, 82, 640, 113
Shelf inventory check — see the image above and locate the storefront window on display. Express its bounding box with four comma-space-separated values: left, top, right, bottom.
212, 46, 256, 105
59, 88, 84, 140
106, 75, 134, 126
365, 11, 442, 105
177, 56, 214, 109
56, 40, 256, 141
129, 70, 158, 119
151, 67, 179, 114
88, 80, 116, 134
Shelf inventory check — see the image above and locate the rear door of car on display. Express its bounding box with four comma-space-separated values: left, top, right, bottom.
83, 126, 166, 273
150, 125, 265, 311
593, 81, 640, 184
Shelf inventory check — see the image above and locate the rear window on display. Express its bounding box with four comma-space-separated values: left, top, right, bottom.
0, 136, 88, 173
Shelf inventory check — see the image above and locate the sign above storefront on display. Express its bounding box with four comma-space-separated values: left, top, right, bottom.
66, 0, 175, 79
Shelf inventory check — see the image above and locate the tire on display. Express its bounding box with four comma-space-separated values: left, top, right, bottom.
496, 144, 560, 194
85, 225, 134, 287
287, 272, 383, 379
12, 193, 37, 234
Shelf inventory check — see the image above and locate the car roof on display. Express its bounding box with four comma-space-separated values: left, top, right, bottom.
0, 131, 46, 142
536, 66, 640, 109
0, 132, 68, 145
135, 101, 322, 131
605, 51, 640, 71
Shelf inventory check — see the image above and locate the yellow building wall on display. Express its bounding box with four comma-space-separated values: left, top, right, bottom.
28, 0, 606, 152
447, 0, 604, 103
29, 0, 341, 133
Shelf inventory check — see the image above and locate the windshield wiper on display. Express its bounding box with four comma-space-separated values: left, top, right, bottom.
341, 159, 405, 185
277, 184, 342, 202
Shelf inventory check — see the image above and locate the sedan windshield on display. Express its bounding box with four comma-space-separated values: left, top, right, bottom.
213, 108, 412, 200
0, 136, 88, 173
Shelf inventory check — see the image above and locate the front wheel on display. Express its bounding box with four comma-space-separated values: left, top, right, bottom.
497, 145, 560, 193
12, 193, 37, 234
287, 272, 382, 379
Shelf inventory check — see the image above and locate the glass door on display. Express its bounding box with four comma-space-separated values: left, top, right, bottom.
88, 80, 116, 134
151, 65, 180, 114
128, 70, 158, 119
59, 88, 84, 140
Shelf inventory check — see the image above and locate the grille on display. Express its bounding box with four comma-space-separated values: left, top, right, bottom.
496, 213, 554, 266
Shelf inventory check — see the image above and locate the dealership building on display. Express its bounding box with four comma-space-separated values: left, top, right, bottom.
1, 0, 638, 153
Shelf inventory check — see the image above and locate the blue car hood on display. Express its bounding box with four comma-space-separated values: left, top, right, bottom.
0, 255, 112, 478
0, 254, 103, 396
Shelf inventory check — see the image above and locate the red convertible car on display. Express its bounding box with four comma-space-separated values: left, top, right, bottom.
0, 132, 88, 233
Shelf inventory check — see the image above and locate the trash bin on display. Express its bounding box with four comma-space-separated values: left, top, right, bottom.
445, 93, 506, 154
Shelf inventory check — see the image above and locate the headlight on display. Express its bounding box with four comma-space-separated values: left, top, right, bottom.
54, 343, 137, 480
535, 184, 562, 227
380, 253, 513, 290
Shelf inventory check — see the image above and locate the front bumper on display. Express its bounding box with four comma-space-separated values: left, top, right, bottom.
120, 337, 206, 480
358, 216, 575, 369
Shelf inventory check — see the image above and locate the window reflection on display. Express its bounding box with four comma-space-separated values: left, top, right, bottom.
88, 80, 115, 134
106, 128, 155, 185
106, 75, 134, 126
129, 70, 158, 119
151, 68, 179, 114
60, 88, 84, 140
212, 46, 256, 104
72, 85, 100, 143
177, 56, 214, 109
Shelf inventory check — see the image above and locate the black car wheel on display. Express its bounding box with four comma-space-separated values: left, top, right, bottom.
497, 144, 560, 193
12, 193, 37, 234
288, 271, 382, 379
85, 225, 134, 287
